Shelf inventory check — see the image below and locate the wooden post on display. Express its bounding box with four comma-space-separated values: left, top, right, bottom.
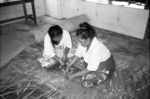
22, 0, 28, 21
31, 0, 37, 25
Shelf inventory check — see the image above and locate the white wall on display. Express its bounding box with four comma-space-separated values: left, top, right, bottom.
1, 0, 149, 39
44, 0, 60, 18
0, 0, 45, 21
59, 0, 149, 39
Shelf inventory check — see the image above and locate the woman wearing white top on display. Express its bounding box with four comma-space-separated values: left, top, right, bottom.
42, 25, 72, 69
66, 22, 115, 87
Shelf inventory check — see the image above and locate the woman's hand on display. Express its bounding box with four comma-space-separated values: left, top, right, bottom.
53, 55, 65, 67
64, 72, 74, 80
65, 56, 79, 72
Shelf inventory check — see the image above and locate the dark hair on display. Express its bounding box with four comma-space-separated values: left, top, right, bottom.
79, 22, 93, 30
48, 25, 63, 45
77, 22, 96, 39
76, 28, 95, 39
48, 25, 63, 38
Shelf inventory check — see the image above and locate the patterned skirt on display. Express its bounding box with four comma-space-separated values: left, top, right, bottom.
81, 55, 115, 88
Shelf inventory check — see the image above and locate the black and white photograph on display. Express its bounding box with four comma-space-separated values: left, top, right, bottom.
0, 0, 149, 99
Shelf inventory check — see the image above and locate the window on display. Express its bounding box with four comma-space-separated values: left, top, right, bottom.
86, 0, 110, 4
86, 0, 149, 9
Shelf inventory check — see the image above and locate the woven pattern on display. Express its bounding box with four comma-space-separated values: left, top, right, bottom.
0, 23, 149, 99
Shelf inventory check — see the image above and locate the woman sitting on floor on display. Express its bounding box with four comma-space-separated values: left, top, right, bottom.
39, 25, 72, 69
66, 22, 115, 87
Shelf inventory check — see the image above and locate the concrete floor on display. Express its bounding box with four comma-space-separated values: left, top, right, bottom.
0, 15, 149, 99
